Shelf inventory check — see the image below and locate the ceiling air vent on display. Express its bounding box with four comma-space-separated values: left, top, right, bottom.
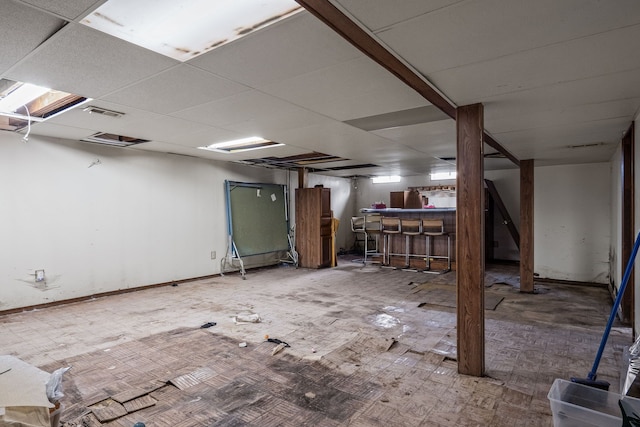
83, 106, 125, 117
81, 132, 149, 147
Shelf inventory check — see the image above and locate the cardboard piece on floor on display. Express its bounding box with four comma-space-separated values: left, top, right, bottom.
90, 398, 127, 422
122, 394, 157, 413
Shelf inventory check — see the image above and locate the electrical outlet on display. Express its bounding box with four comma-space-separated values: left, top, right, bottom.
211, 251, 216, 260
35, 269, 45, 282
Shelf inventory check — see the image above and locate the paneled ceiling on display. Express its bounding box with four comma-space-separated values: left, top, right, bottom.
1, 0, 639, 177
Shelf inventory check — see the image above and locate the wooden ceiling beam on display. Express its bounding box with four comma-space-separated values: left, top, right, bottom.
295, 0, 520, 167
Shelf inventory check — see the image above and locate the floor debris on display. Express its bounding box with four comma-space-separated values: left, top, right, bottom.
271, 342, 287, 355
200, 321, 217, 328
233, 313, 261, 324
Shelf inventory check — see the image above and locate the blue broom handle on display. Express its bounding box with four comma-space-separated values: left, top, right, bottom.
588, 231, 640, 381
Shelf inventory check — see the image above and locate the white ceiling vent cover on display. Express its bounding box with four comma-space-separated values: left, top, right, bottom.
83, 106, 125, 118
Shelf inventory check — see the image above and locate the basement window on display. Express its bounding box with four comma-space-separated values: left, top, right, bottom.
430, 172, 456, 181
198, 136, 284, 153
81, 0, 302, 62
0, 79, 89, 132
372, 176, 401, 184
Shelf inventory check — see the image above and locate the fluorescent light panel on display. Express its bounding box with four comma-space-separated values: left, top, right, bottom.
0, 83, 50, 113
199, 136, 284, 154
372, 176, 401, 184
81, 0, 302, 62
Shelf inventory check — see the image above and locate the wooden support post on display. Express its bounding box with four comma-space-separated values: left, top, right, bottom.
621, 123, 634, 325
298, 167, 308, 189
520, 160, 535, 293
456, 103, 485, 377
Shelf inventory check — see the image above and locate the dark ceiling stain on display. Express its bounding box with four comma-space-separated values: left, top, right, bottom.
208, 39, 228, 50
92, 12, 124, 27
235, 6, 301, 36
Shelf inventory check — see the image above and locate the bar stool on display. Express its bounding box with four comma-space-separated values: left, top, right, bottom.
422, 218, 451, 274
381, 217, 401, 266
400, 218, 421, 270
350, 216, 366, 263
364, 214, 382, 263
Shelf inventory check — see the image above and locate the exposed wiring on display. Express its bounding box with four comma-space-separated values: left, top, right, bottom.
18, 104, 31, 142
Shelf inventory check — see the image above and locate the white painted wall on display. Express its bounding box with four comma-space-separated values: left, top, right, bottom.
534, 163, 611, 283
0, 134, 352, 310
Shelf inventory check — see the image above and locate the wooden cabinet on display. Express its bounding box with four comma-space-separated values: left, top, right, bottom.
295, 187, 331, 268
390, 190, 422, 209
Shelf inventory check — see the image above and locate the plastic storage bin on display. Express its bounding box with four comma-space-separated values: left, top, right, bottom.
547, 378, 634, 427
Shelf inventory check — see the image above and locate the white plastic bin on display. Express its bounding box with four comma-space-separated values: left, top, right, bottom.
547, 378, 631, 427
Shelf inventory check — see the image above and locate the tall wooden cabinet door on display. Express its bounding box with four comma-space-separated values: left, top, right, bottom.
295, 187, 331, 268
320, 234, 332, 268
321, 188, 331, 216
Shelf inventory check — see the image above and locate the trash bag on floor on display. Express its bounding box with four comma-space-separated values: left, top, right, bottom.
46, 366, 71, 403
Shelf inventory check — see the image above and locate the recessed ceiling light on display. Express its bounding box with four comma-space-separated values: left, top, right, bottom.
0, 83, 50, 113
81, 0, 302, 62
0, 79, 90, 133
198, 136, 284, 154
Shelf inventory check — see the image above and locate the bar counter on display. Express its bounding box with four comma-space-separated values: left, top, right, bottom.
358, 207, 456, 270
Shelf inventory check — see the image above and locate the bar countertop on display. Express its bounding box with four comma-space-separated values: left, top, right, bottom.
360, 207, 456, 214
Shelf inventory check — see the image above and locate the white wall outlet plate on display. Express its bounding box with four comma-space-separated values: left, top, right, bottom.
35, 270, 45, 282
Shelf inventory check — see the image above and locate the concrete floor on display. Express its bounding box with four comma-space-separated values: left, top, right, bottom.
0, 257, 631, 426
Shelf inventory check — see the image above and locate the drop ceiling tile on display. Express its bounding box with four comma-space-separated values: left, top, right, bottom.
171, 89, 324, 129
166, 126, 245, 149
220, 106, 330, 137
428, 24, 640, 105
29, 121, 98, 141
102, 65, 251, 114
371, 120, 455, 152
345, 106, 449, 132
45, 101, 157, 129
485, 98, 640, 135
335, 0, 463, 31
7, 23, 178, 99
497, 117, 630, 150
375, 0, 640, 75
271, 120, 416, 162
108, 114, 216, 142
188, 11, 362, 87
18, 0, 102, 20
479, 69, 640, 117
0, 1, 65, 75
128, 140, 200, 156
259, 56, 430, 120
